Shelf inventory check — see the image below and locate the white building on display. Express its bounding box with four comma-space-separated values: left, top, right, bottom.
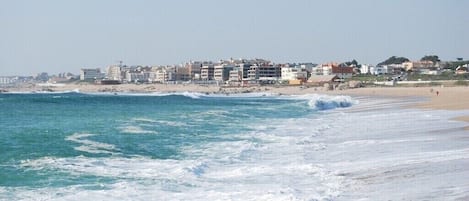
0, 76, 16, 85
313, 65, 333, 76
80, 68, 105, 81
125, 71, 152, 83
369, 66, 385, 75
154, 68, 175, 83
106, 65, 122, 81
298, 63, 317, 73
359, 64, 373, 74
281, 67, 307, 81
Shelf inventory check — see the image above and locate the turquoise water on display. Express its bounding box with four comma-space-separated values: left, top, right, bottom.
2, 92, 468, 200
1, 92, 341, 197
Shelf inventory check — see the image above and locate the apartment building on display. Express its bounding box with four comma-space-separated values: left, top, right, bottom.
80, 68, 105, 81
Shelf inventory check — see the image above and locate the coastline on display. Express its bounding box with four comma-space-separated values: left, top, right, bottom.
324, 86, 469, 130
323, 86, 469, 130
2, 83, 469, 129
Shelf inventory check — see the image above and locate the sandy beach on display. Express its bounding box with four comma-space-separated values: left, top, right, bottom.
322, 86, 469, 130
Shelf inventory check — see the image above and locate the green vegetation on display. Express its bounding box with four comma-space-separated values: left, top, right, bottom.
406, 71, 468, 81
348, 74, 387, 82
344, 59, 358, 66
454, 80, 469, 86
420, 55, 440, 63
378, 56, 410, 65
443, 60, 469, 70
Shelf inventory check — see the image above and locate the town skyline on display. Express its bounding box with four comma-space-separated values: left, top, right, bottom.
0, 54, 465, 77
1, 0, 468, 76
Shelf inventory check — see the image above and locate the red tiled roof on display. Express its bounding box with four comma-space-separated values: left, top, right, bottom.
331, 66, 354, 74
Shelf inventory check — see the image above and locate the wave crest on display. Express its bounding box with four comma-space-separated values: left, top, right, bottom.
304, 94, 357, 110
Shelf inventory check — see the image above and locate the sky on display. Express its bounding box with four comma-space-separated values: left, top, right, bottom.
1, 0, 468, 76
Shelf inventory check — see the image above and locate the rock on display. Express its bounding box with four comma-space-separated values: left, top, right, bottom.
348, 81, 363, 88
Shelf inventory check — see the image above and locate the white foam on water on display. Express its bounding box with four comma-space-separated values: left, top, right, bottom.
130, 117, 159, 123
6, 95, 469, 200
65, 133, 118, 154
3, 90, 80, 95
119, 125, 158, 134
282, 93, 359, 110
80, 91, 277, 99
131, 117, 189, 127
16, 153, 342, 201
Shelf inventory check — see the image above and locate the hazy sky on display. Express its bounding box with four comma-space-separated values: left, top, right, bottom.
1, 0, 468, 76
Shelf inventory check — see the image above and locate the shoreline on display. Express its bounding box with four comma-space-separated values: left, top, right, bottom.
324, 87, 469, 130
2, 83, 469, 129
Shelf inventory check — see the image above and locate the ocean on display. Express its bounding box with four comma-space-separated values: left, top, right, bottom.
1, 92, 468, 200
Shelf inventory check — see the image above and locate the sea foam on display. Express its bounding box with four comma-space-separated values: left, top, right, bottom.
65, 133, 118, 154
306, 94, 357, 110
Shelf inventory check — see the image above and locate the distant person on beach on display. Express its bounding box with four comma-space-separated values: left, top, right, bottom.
436, 91, 439, 96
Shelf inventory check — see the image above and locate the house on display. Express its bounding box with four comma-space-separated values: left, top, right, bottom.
369, 66, 386, 75
331, 66, 354, 79
281, 67, 307, 81
455, 64, 468, 75
312, 62, 352, 79
402, 61, 438, 73
360, 64, 372, 74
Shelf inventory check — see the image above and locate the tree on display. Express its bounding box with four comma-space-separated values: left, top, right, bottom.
420, 55, 440, 63
344, 59, 359, 67
378, 56, 410, 65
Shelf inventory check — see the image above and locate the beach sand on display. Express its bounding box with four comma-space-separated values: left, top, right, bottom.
320, 86, 469, 130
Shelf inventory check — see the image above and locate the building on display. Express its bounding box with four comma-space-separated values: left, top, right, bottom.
313, 63, 337, 76
200, 63, 215, 80
402, 61, 436, 72
297, 63, 317, 73
106, 65, 122, 81
154, 67, 176, 83
258, 64, 281, 80
35, 72, 49, 82
214, 64, 234, 81
80, 68, 105, 81
185, 61, 202, 80
359, 64, 373, 74
125, 71, 145, 83
281, 67, 307, 81
229, 68, 243, 82
0, 76, 17, 85
331, 66, 354, 79
247, 64, 259, 80
455, 64, 468, 75
313, 63, 353, 79
175, 66, 191, 81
